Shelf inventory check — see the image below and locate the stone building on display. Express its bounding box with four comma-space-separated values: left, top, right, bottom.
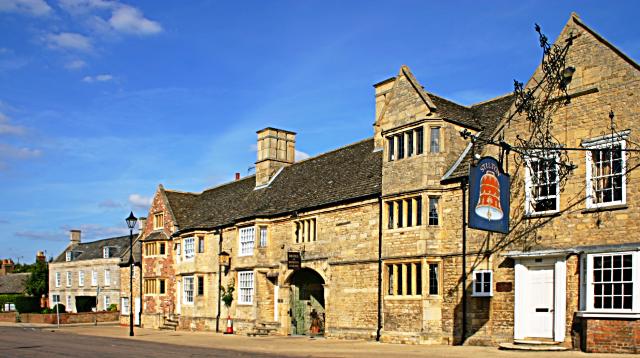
133, 13, 639, 354
118, 217, 144, 326
49, 230, 130, 312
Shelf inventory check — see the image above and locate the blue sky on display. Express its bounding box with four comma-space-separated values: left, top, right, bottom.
1, 1, 638, 263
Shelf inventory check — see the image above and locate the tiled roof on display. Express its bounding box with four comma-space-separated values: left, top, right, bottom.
165, 138, 382, 232
442, 93, 515, 181
118, 234, 143, 266
0, 273, 29, 294
428, 93, 480, 130
53, 235, 130, 263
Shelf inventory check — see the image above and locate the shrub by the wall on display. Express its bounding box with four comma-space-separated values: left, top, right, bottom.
14, 296, 40, 313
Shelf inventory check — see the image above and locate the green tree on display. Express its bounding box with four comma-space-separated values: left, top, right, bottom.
24, 261, 48, 296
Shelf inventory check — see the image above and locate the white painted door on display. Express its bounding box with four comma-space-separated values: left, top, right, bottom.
134, 297, 140, 325
525, 266, 554, 338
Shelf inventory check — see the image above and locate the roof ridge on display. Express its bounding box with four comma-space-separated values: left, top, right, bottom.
470, 92, 514, 107
426, 91, 472, 109
72, 235, 129, 246
291, 137, 373, 165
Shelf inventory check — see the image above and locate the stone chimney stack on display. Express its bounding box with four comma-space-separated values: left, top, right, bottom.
70, 230, 81, 246
373, 76, 396, 149
255, 128, 296, 188
138, 217, 147, 234
36, 251, 46, 263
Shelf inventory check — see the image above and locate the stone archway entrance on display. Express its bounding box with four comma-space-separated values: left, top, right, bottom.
287, 268, 325, 336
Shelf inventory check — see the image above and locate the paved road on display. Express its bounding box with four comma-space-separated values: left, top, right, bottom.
0, 326, 292, 358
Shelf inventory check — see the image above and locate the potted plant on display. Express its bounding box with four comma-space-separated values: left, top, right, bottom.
220, 279, 234, 334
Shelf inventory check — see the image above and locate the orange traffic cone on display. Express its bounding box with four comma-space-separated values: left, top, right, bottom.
225, 315, 234, 334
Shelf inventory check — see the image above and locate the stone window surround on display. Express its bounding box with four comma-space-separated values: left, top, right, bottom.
385, 260, 423, 299
385, 125, 426, 162
524, 152, 560, 216
385, 195, 423, 230
584, 136, 627, 209
294, 217, 317, 243
259, 226, 268, 248
153, 212, 164, 230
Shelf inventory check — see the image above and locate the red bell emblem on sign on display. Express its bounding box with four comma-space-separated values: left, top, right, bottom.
475, 170, 503, 221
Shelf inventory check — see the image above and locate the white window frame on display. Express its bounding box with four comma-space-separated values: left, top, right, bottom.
103, 247, 110, 258
183, 276, 194, 305
472, 270, 493, 297
585, 139, 627, 209
66, 271, 72, 287
55, 272, 61, 287
238, 271, 254, 305
52, 294, 60, 306
239, 227, 255, 257
91, 270, 98, 286
78, 271, 85, 286
65, 251, 72, 262
121, 297, 130, 315
524, 152, 560, 215
66, 295, 71, 311
104, 269, 111, 286
583, 251, 639, 314
259, 226, 267, 248
184, 237, 195, 259
104, 295, 110, 310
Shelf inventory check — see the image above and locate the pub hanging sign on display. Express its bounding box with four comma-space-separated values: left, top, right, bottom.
468, 156, 510, 234
287, 251, 301, 270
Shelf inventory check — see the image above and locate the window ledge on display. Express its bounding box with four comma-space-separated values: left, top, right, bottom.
384, 295, 422, 300
582, 203, 628, 214
524, 211, 561, 219
471, 293, 493, 298
577, 311, 640, 319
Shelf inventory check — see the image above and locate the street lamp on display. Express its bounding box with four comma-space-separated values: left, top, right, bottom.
126, 211, 137, 337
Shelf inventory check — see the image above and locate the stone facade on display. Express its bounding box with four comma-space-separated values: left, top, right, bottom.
132, 13, 639, 354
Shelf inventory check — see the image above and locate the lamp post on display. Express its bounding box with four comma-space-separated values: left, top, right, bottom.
126, 211, 138, 337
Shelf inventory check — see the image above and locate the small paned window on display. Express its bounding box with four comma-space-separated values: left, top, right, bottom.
397, 133, 405, 160
183, 277, 194, 304
66, 251, 72, 262
259, 226, 267, 247
587, 253, 635, 311
153, 213, 164, 230
175, 242, 181, 256
91, 270, 97, 286
121, 298, 129, 315
386, 196, 422, 229
198, 237, 205, 253
78, 271, 84, 286
104, 269, 111, 286
144, 279, 157, 294
472, 270, 493, 297
586, 141, 626, 208
146, 243, 157, 256
238, 271, 254, 305
66, 272, 71, 287
430, 127, 440, 153
526, 153, 560, 214
239, 227, 255, 256
407, 130, 414, 157
428, 263, 439, 295
184, 237, 195, 259
416, 127, 424, 154
428, 197, 439, 226
197, 276, 204, 296
103, 247, 110, 258
104, 295, 110, 310
387, 262, 422, 296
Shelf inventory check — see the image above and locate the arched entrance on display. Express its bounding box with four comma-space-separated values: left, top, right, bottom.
287, 268, 325, 336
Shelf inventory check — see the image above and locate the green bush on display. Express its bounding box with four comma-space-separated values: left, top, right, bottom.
75, 296, 95, 313
14, 296, 40, 313
107, 303, 118, 312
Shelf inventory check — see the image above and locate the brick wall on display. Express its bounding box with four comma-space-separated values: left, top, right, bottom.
583, 318, 640, 354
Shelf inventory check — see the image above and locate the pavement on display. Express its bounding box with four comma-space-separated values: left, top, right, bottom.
0, 321, 635, 357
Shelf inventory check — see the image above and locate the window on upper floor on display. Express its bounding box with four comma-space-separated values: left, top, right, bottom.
428, 197, 439, 226
65, 251, 72, 262
294, 218, 316, 243
387, 262, 422, 297
429, 127, 440, 153
103, 247, 110, 258
153, 213, 164, 230
386, 196, 422, 229
159, 242, 166, 255
386, 126, 425, 162
145, 242, 157, 256
104, 269, 111, 286
472, 270, 493, 297
91, 270, 97, 286
198, 237, 205, 253
184, 237, 195, 259
159, 279, 166, 294
239, 227, 255, 256
585, 140, 626, 208
581, 252, 639, 313
259, 226, 268, 247
428, 263, 439, 295
66, 271, 71, 287
144, 279, 157, 294
78, 271, 84, 286
175, 242, 181, 256
525, 153, 560, 215
238, 271, 254, 305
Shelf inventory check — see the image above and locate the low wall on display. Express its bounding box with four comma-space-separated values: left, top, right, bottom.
3, 311, 120, 324
583, 317, 640, 354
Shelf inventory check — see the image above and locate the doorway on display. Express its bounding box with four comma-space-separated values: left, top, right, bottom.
287, 268, 325, 336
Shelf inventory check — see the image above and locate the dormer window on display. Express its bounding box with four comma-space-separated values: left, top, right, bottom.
153, 213, 164, 230
65, 251, 72, 262
103, 247, 110, 258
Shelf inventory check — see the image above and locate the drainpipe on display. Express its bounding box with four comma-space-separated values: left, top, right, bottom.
216, 229, 223, 332
461, 178, 468, 344
376, 195, 383, 341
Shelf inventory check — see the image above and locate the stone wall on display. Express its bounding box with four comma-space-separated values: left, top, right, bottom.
1, 311, 119, 324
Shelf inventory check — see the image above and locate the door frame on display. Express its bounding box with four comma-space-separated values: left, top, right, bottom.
514, 256, 566, 342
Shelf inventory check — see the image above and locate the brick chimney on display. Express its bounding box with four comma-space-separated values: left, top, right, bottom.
255, 128, 296, 188
70, 230, 81, 246
235, 172, 240, 181
0, 259, 14, 275
36, 251, 46, 263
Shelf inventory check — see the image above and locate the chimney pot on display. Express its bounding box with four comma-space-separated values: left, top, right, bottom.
235, 172, 240, 180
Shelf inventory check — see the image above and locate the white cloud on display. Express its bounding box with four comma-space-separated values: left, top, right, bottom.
295, 149, 310, 161
65, 59, 87, 70
0, 143, 41, 159
0, 0, 52, 16
108, 5, 161, 35
128, 193, 152, 210
44, 32, 92, 52
0, 112, 26, 135
82, 73, 113, 82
